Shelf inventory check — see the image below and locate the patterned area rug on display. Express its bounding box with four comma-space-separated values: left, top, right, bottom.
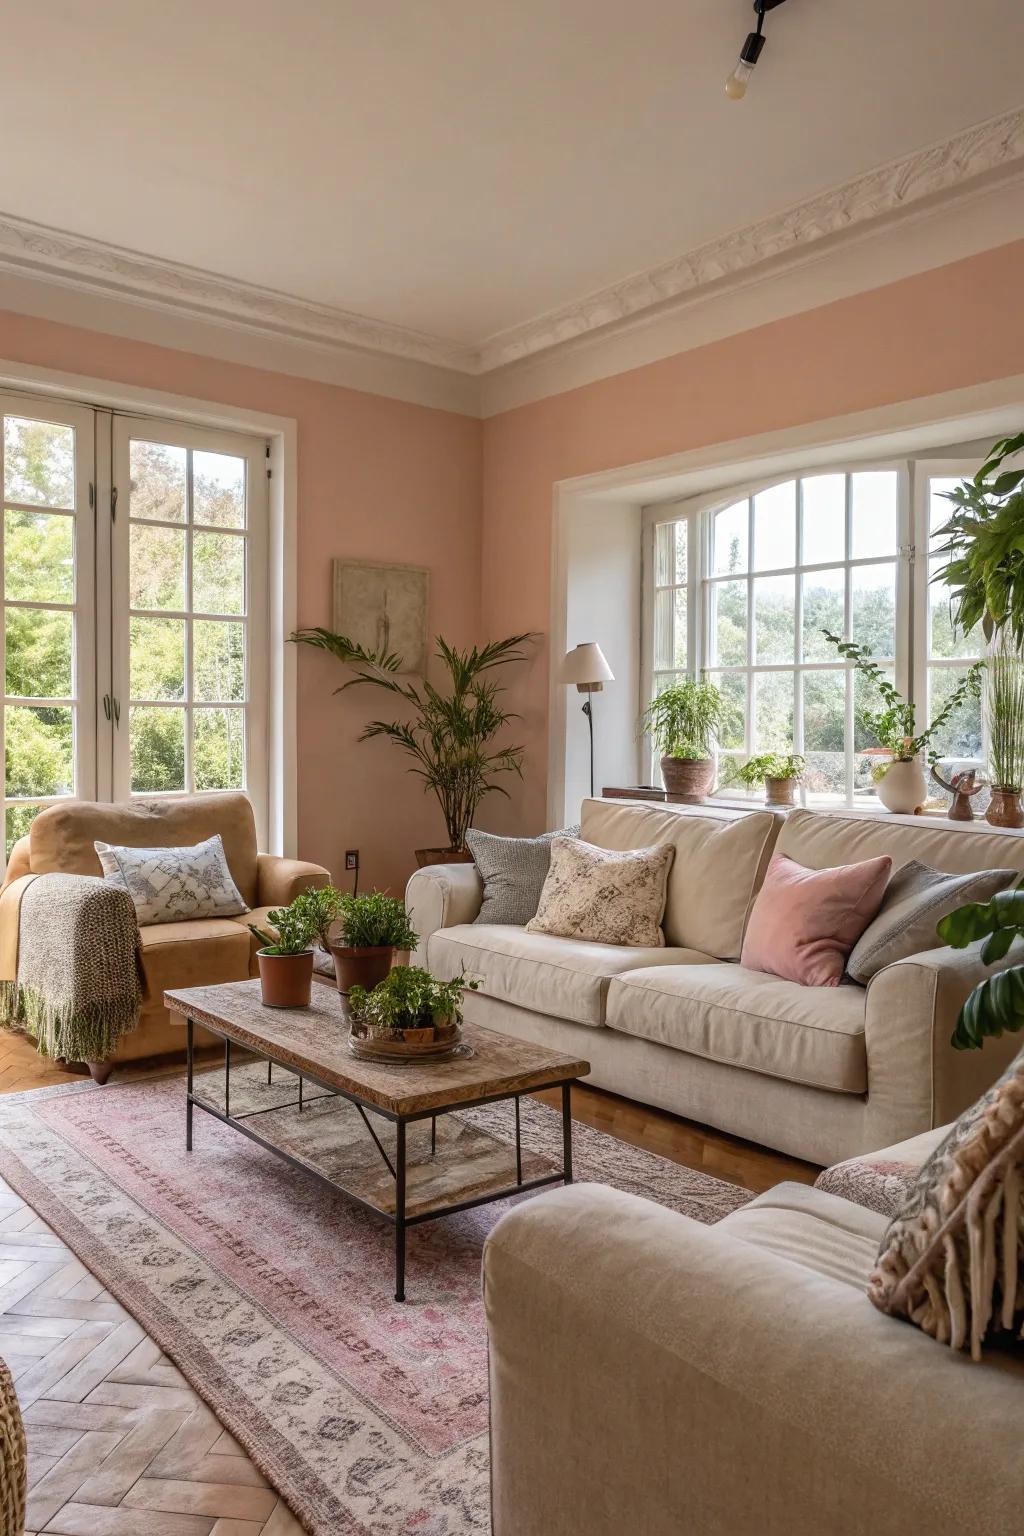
0, 1064, 750, 1534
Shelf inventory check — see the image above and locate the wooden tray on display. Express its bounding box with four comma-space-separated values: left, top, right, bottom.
346, 1027, 470, 1066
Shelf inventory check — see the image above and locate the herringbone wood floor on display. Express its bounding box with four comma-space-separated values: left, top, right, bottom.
0, 1026, 818, 1533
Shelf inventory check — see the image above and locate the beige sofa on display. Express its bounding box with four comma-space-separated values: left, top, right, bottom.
0, 793, 329, 1066
483, 1140, 1024, 1536
407, 799, 1024, 1165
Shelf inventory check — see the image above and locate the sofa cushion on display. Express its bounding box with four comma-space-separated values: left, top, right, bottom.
580, 798, 780, 961
95, 833, 248, 926
740, 851, 891, 987
137, 917, 251, 1004
606, 963, 867, 1092
29, 793, 260, 907
720, 1182, 886, 1288
527, 838, 674, 947
777, 804, 1024, 882
815, 1125, 948, 1217
846, 860, 1018, 983
427, 924, 712, 1028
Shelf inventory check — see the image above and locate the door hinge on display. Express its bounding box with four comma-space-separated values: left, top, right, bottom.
266, 444, 271, 481
899, 543, 916, 560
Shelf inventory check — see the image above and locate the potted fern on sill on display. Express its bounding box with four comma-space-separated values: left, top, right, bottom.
640, 678, 729, 802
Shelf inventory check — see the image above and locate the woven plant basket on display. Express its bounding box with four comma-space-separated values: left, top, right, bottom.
0, 1357, 26, 1536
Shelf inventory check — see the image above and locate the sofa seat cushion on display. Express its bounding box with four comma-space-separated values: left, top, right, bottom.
427, 924, 713, 1027
720, 1182, 886, 1288
138, 917, 252, 1004
605, 963, 868, 1093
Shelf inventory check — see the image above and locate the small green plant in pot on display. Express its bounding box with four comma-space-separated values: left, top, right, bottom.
640, 677, 729, 802
347, 965, 479, 1044
330, 891, 419, 996
249, 902, 318, 1009
287, 885, 344, 956
731, 752, 806, 808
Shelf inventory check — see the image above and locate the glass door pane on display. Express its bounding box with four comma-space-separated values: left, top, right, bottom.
1, 401, 95, 857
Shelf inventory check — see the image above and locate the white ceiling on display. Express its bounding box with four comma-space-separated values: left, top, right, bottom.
1, 0, 1022, 348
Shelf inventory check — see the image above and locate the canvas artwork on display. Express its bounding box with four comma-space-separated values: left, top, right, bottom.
331, 560, 430, 674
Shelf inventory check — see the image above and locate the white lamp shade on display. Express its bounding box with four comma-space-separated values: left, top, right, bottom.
559, 642, 614, 686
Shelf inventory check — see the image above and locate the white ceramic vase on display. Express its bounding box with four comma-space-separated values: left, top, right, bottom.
876, 757, 928, 815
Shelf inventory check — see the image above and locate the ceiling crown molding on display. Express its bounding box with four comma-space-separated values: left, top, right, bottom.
476, 105, 1024, 373
0, 212, 476, 374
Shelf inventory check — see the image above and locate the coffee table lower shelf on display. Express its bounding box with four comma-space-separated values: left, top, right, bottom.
184, 1018, 577, 1302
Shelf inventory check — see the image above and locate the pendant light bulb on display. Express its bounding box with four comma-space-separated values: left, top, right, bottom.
725, 23, 766, 101
724, 60, 753, 99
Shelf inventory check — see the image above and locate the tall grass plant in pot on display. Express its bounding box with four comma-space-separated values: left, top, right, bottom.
985, 642, 1024, 828
640, 678, 728, 802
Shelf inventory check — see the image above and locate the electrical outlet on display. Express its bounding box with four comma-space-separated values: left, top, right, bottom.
345, 850, 359, 871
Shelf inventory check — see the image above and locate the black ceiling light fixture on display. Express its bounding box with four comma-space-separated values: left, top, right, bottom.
725, 0, 789, 100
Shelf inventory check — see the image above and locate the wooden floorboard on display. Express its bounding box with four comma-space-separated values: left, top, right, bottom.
0, 1025, 818, 1532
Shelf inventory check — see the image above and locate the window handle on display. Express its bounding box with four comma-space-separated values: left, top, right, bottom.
112, 696, 121, 727
102, 694, 111, 721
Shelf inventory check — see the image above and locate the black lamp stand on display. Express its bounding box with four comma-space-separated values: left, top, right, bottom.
579, 686, 599, 797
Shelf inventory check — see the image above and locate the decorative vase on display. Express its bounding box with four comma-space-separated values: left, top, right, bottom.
661, 756, 715, 803
986, 786, 1024, 829
414, 847, 474, 868
875, 757, 928, 815
764, 776, 799, 808
329, 944, 396, 995
257, 949, 314, 1008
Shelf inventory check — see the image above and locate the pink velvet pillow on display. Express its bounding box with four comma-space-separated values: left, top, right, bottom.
741, 852, 892, 987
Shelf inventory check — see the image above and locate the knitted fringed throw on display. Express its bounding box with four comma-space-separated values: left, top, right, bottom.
0, 874, 141, 1063
869, 1046, 1024, 1360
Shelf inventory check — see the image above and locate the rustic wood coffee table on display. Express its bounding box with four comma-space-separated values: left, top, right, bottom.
165, 979, 590, 1301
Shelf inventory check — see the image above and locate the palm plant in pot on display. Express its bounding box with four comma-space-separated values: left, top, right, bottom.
640, 677, 729, 802
731, 752, 806, 808
822, 632, 983, 814
329, 891, 419, 995
249, 901, 318, 1008
290, 628, 531, 863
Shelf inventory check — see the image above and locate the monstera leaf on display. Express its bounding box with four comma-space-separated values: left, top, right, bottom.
938, 887, 1024, 1049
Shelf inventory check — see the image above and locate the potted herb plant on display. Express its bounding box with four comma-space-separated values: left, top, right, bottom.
249, 901, 318, 1008
329, 891, 419, 995
290, 629, 532, 864
347, 965, 479, 1044
640, 677, 729, 802
984, 642, 1024, 828
287, 884, 344, 958
732, 752, 806, 807
822, 632, 983, 814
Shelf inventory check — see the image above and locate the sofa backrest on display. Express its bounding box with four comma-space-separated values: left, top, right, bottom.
580, 798, 781, 960
777, 807, 1024, 881
29, 792, 260, 907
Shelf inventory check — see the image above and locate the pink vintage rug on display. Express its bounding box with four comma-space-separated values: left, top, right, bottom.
0, 1064, 749, 1534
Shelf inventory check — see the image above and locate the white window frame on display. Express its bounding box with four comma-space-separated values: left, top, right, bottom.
110, 415, 270, 841
0, 392, 97, 845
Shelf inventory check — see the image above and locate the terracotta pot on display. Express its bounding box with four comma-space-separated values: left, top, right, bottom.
329, 944, 396, 995
257, 949, 314, 1008
765, 776, 799, 807
875, 757, 928, 815
660, 756, 714, 803
986, 786, 1024, 829
415, 847, 474, 868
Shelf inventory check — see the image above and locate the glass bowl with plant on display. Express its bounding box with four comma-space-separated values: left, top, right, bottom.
731, 752, 806, 808
822, 631, 983, 814
347, 965, 479, 1052
329, 891, 420, 996
248, 900, 319, 1009
640, 677, 729, 802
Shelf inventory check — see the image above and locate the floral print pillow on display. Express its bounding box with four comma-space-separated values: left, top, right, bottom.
526, 836, 674, 948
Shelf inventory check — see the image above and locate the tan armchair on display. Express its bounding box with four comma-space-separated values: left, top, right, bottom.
0, 793, 329, 1067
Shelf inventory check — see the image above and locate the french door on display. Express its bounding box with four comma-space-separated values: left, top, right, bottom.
0, 393, 268, 860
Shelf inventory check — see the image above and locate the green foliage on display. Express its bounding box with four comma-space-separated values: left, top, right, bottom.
822, 631, 983, 763
732, 752, 805, 786
347, 964, 478, 1036
937, 886, 1024, 1049
288, 885, 344, 950
986, 642, 1024, 792
336, 890, 418, 950
641, 677, 729, 760
931, 432, 1024, 648
248, 899, 317, 955
290, 629, 532, 850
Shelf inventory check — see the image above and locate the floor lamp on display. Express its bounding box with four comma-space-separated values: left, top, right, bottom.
560, 642, 614, 798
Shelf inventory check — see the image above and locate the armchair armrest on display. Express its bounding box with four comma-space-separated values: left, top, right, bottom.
256, 853, 331, 909
405, 862, 483, 966
1, 836, 31, 891
484, 1182, 1024, 1536
864, 938, 1024, 1145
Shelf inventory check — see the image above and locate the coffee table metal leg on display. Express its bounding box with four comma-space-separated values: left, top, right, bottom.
514, 1094, 523, 1185
395, 1120, 407, 1303
186, 1018, 193, 1152
562, 1083, 573, 1184
224, 1037, 231, 1120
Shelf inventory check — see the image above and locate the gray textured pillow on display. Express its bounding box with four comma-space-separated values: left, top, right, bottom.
95, 833, 248, 927
846, 860, 1018, 984
466, 825, 579, 926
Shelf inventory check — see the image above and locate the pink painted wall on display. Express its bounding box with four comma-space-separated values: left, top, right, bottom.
0, 309, 483, 895
482, 239, 1024, 834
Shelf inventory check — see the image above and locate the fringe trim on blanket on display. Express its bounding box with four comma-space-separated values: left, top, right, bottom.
0, 979, 137, 1063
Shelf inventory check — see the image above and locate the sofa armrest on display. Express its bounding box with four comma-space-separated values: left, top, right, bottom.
1, 836, 31, 891
256, 853, 331, 908
405, 862, 483, 966
484, 1182, 1024, 1536
864, 938, 1024, 1143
